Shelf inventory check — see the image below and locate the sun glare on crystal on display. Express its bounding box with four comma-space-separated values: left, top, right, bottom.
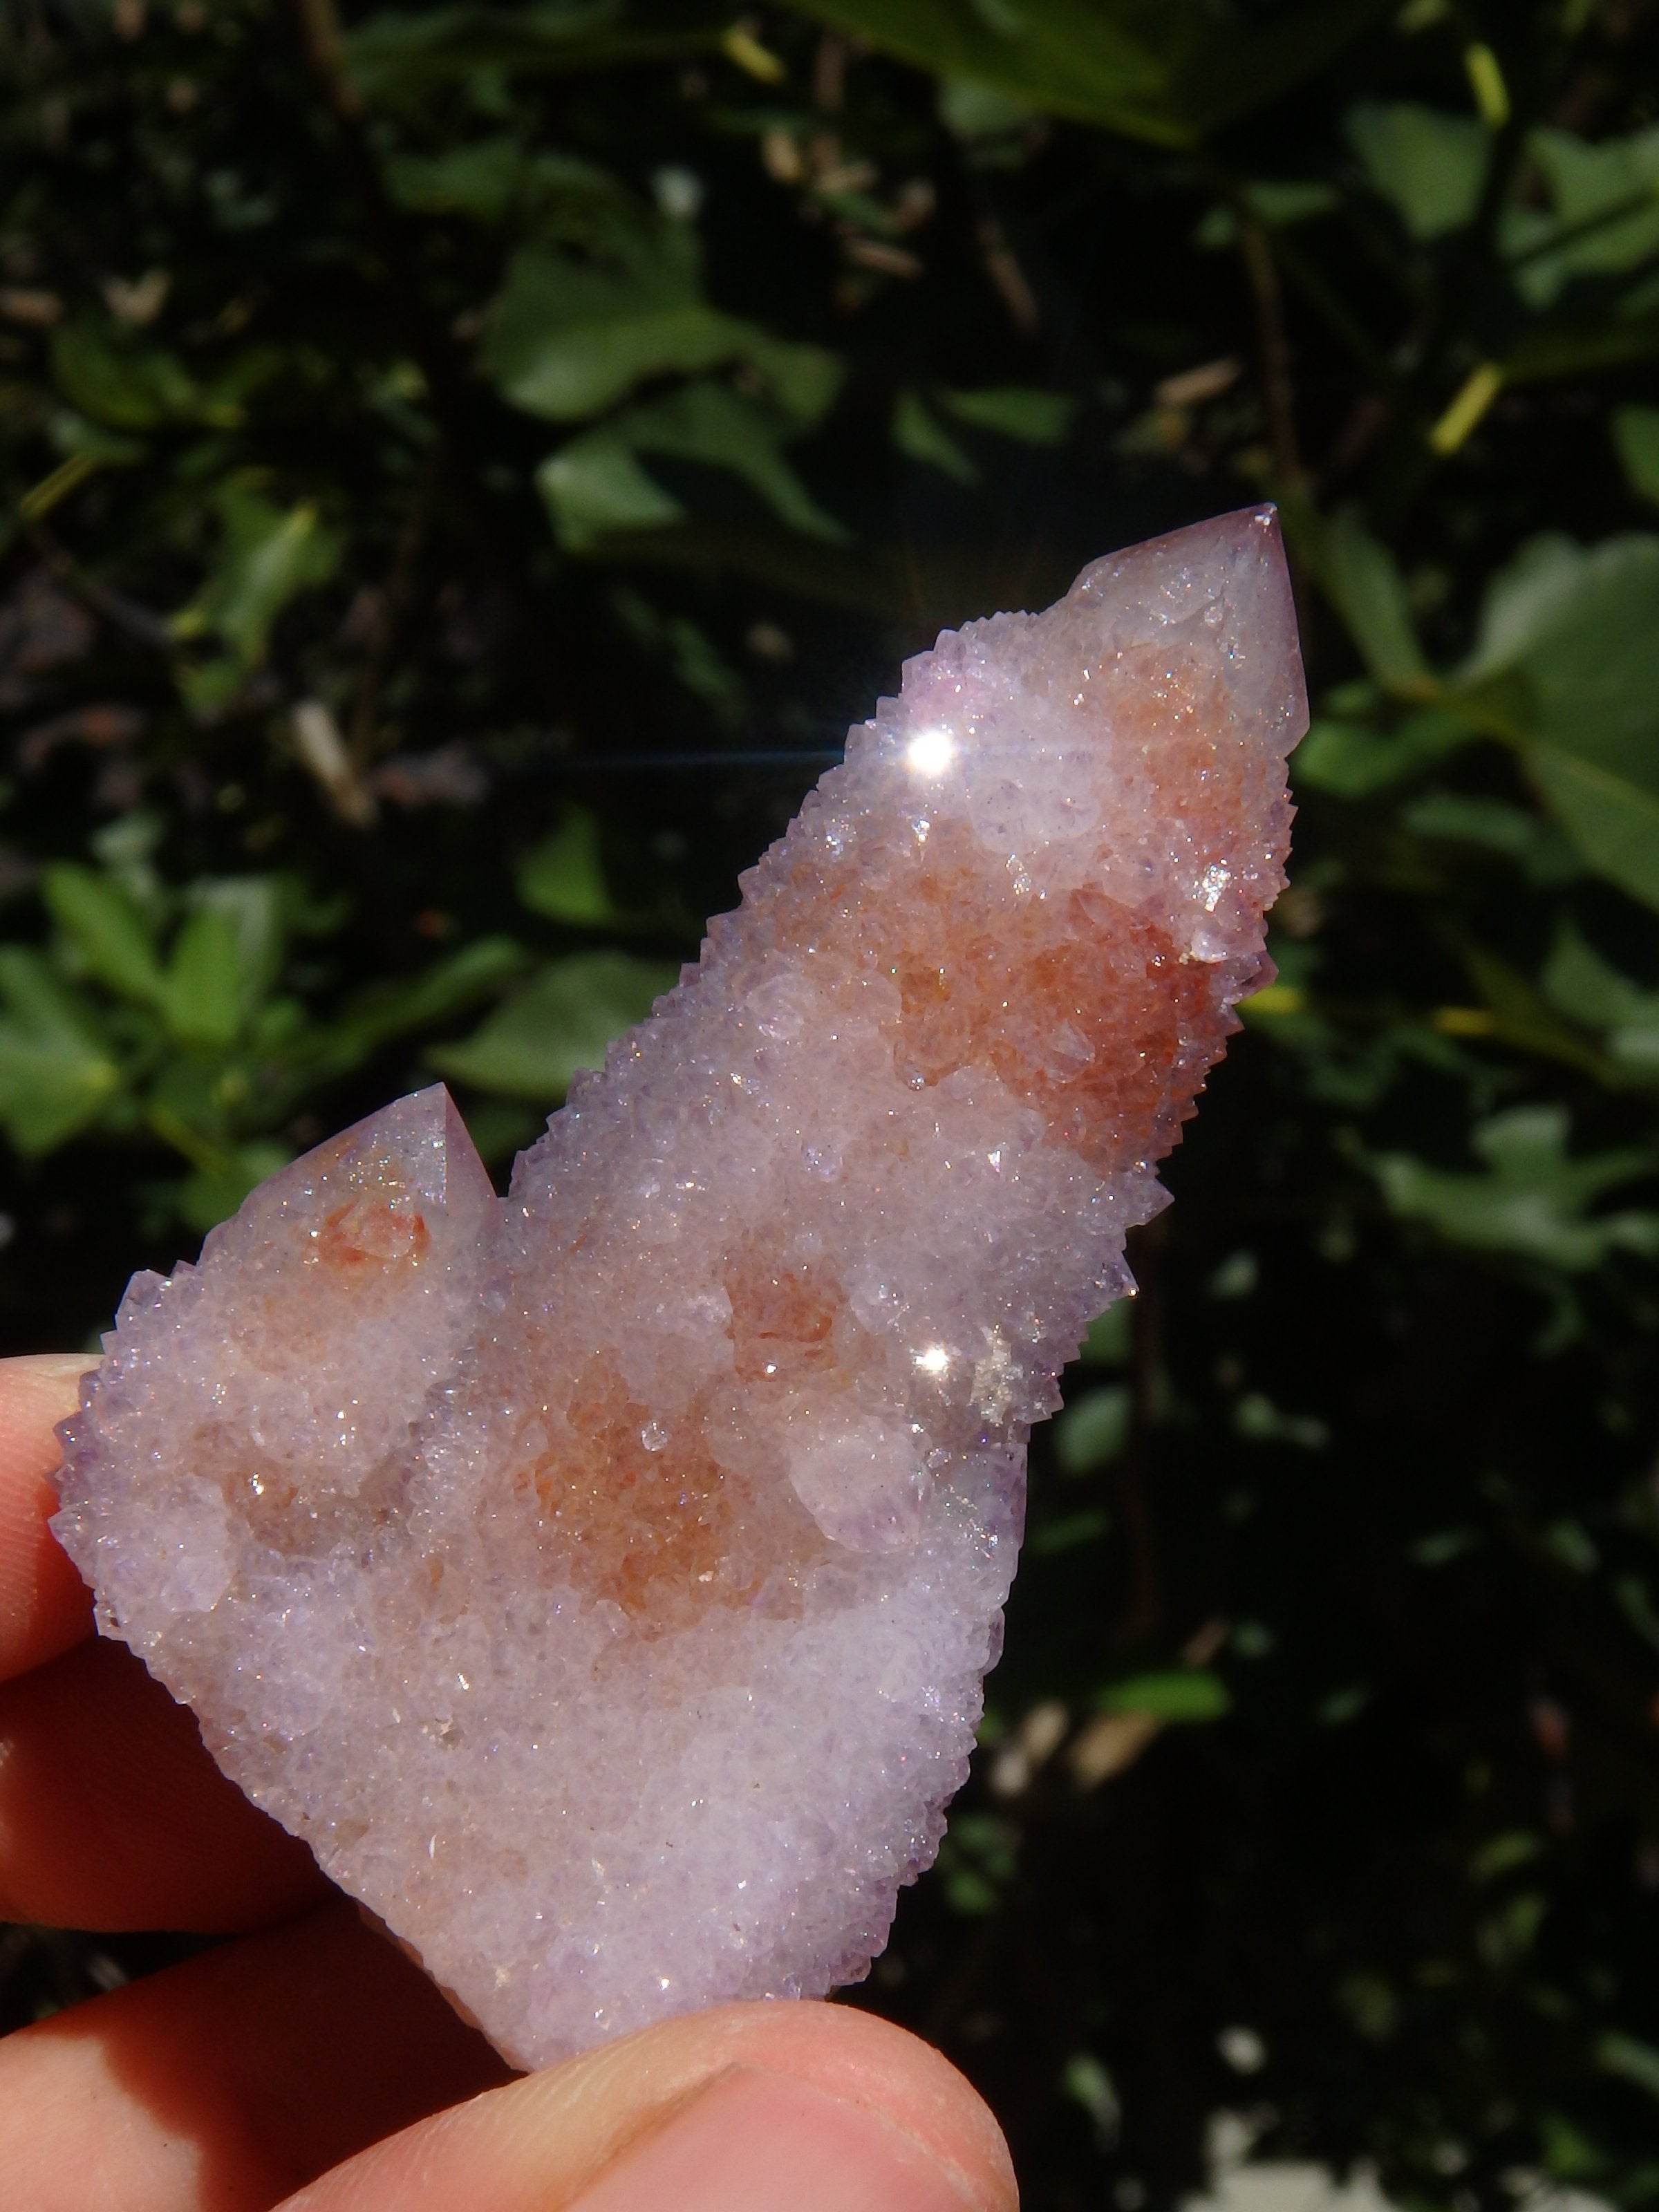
50, 505, 1304, 2076
905, 727, 956, 776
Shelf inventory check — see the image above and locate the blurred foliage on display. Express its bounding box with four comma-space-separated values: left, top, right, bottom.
4, 3, 1659, 2210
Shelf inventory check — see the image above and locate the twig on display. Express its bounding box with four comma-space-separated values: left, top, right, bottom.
1269, 225, 1397, 391
288, 0, 364, 120
975, 211, 1040, 337
281, 0, 473, 456
1234, 200, 1306, 498
279, 0, 555, 704
25, 523, 174, 650
1318, 389, 1394, 491
348, 447, 440, 768
1111, 1217, 1167, 1649
292, 698, 378, 827
1405, 101, 1530, 460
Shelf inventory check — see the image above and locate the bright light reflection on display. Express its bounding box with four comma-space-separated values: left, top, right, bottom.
914, 1344, 951, 1376
905, 727, 956, 776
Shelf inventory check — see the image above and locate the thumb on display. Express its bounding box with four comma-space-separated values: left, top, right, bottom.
277, 1998, 1017, 2212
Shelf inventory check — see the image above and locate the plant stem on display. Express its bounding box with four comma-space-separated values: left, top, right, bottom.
1235, 200, 1307, 498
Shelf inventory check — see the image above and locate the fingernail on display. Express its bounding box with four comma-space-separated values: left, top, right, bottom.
568, 2063, 984, 2212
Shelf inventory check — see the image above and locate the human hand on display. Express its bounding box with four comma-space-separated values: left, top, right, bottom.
0, 1353, 1016, 2211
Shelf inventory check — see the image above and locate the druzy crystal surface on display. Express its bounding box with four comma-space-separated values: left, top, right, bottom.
52, 506, 1306, 2068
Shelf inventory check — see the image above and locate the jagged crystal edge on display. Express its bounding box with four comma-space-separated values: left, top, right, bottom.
51, 505, 1305, 2067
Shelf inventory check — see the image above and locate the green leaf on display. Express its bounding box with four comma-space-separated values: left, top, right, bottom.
1412, 1528, 1481, 1568
785, 0, 1174, 142
893, 390, 980, 483
1318, 1683, 1371, 1727
1025, 1507, 1112, 1557
517, 809, 624, 928
430, 950, 678, 1103
939, 386, 1075, 442
1613, 405, 1659, 504
1077, 1300, 1132, 1366
1542, 927, 1659, 1073
1400, 793, 1579, 886
937, 76, 1039, 141
742, 334, 845, 427
537, 437, 685, 547
1499, 311, 1659, 387
1470, 1831, 1543, 1882
41, 863, 164, 1006
48, 409, 147, 465
1096, 1670, 1232, 1722
191, 878, 287, 1019
176, 483, 344, 673
1298, 509, 1433, 692
174, 655, 248, 719
173, 1139, 292, 1236
541, 382, 848, 548
780, 0, 1383, 149
498, 290, 746, 420
485, 239, 841, 427
1454, 942, 1609, 1078
1293, 709, 1474, 797
1345, 103, 1489, 242
1171, 0, 1389, 142
1055, 1383, 1132, 1472
1369, 1105, 1659, 1271
1526, 749, 1659, 912
628, 382, 847, 539
1454, 534, 1659, 908
385, 137, 540, 221
1459, 533, 1618, 679
344, 2, 693, 102
1618, 1575, 1659, 1651
160, 907, 245, 1048
302, 938, 526, 1087
0, 947, 122, 1154
1477, 1888, 1549, 1969
1234, 1392, 1330, 1449
1598, 2032, 1659, 2102
940, 1863, 1000, 1915
1194, 180, 1340, 248
50, 319, 207, 431
609, 588, 745, 725
1510, 126, 1659, 310
1543, 926, 1658, 1031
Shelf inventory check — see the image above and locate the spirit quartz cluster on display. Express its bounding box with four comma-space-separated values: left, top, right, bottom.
52, 506, 1306, 2069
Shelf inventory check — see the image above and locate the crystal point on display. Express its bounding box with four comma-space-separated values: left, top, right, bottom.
53, 507, 1306, 2067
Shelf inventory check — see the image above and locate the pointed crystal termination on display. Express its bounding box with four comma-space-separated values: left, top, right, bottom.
53, 507, 1306, 2068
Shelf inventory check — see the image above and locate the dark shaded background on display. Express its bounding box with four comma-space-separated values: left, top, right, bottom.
5, 3, 1659, 2208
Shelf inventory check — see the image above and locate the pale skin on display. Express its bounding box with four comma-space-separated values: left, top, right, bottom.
0, 1354, 1017, 2212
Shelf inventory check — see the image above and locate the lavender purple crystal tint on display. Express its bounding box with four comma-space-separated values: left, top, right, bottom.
52, 507, 1306, 2068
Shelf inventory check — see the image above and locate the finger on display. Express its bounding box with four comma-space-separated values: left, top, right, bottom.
0, 1635, 328, 1930
0, 1353, 97, 1682
279, 1998, 1016, 2212
0, 1897, 512, 2212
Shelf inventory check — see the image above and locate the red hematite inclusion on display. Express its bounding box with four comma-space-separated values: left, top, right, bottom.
52, 505, 1307, 2070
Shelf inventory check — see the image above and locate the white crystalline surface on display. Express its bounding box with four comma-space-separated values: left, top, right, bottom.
52, 506, 1306, 2068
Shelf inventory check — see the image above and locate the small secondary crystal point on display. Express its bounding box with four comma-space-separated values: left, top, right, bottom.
53, 506, 1306, 2068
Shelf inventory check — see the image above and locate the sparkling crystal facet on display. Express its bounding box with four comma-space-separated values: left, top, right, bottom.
53, 506, 1306, 2067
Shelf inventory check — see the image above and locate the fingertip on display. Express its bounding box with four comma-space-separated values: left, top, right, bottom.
277, 1996, 1017, 2212
563, 2059, 1000, 2212
0, 1900, 512, 2212
599, 2001, 1019, 2212
0, 1637, 331, 1931
0, 1353, 98, 1683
